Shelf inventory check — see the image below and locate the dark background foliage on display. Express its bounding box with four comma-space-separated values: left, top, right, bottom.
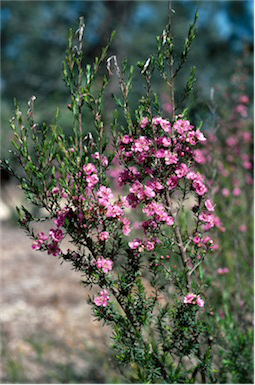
1, 1, 253, 159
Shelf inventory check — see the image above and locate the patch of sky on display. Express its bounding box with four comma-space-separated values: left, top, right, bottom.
131, 3, 155, 26
214, 10, 232, 40
123, 3, 155, 43
1, 7, 11, 30
84, 3, 106, 46
4, 36, 25, 59
62, 1, 83, 22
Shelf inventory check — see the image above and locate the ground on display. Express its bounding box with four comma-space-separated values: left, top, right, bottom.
1, 222, 123, 383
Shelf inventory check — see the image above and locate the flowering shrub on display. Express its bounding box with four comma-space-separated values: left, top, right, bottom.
1, 7, 253, 384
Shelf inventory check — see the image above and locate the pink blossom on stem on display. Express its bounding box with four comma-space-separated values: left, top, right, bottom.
146, 241, 155, 251
94, 290, 110, 307
167, 176, 178, 190
99, 231, 109, 241
140, 117, 149, 128
129, 238, 142, 250
205, 199, 214, 212
95, 257, 113, 273
52, 187, 59, 195
175, 163, 189, 178
49, 228, 63, 242
196, 295, 204, 307
184, 293, 197, 304
83, 163, 97, 175
86, 174, 99, 188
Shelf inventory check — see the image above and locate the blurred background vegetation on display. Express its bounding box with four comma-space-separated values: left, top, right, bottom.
1, 1, 253, 383
1, 0, 253, 160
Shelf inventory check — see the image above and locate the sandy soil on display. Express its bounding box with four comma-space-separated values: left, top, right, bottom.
1, 222, 121, 384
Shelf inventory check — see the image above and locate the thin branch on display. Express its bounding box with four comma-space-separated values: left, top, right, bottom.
165, 191, 191, 291
168, 0, 175, 120
107, 55, 134, 135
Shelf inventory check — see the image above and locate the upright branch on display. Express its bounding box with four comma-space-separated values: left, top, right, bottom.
77, 17, 85, 157
107, 55, 134, 135
168, 0, 175, 120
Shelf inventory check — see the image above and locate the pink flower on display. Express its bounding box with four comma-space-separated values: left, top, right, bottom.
83, 163, 97, 175
193, 179, 207, 196
140, 117, 149, 128
173, 119, 193, 134
122, 135, 132, 144
131, 136, 151, 152
86, 174, 99, 188
175, 163, 189, 179
193, 236, 200, 244
52, 187, 59, 194
193, 149, 206, 164
184, 293, 204, 307
234, 104, 247, 117
146, 179, 164, 192
129, 238, 142, 250
222, 188, 230, 197
146, 241, 155, 251
49, 228, 63, 242
97, 185, 113, 200
217, 267, 229, 275
233, 188, 241, 197
239, 95, 249, 104
162, 137, 171, 147
101, 155, 108, 167
144, 185, 156, 198
186, 171, 200, 180
31, 240, 42, 250
199, 211, 213, 223
196, 296, 204, 307
37, 232, 48, 242
54, 208, 69, 228
165, 153, 178, 165
243, 161, 252, 170
205, 199, 214, 212
167, 176, 178, 190
152, 117, 171, 132
165, 216, 174, 226
99, 231, 109, 241
184, 293, 197, 304
195, 130, 206, 142
94, 290, 110, 307
95, 257, 113, 273
238, 224, 247, 232
106, 204, 123, 218
243, 131, 251, 142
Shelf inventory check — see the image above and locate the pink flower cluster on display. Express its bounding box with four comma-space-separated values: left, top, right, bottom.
142, 201, 174, 226
94, 290, 110, 307
31, 227, 63, 256
186, 171, 207, 196
184, 293, 204, 307
96, 185, 131, 235
128, 237, 159, 252
217, 267, 229, 275
83, 162, 99, 189
94, 256, 113, 273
